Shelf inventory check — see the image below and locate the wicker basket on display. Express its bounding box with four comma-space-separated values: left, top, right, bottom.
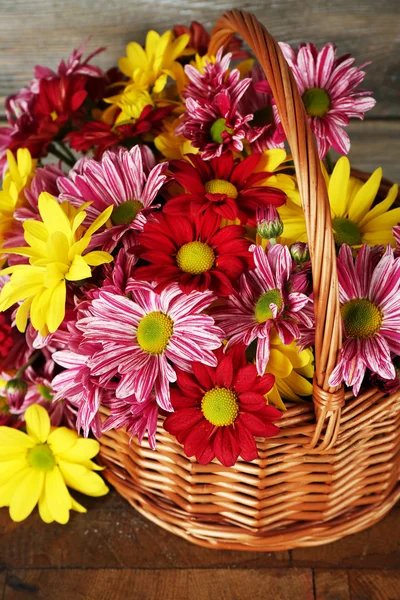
99, 9, 400, 551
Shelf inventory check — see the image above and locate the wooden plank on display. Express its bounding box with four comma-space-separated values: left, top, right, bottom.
339, 120, 400, 184
3, 568, 314, 600
314, 570, 351, 600
348, 570, 400, 600
0, 492, 289, 569
0, 570, 6, 599
0, 0, 398, 116
292, 509, 400, 569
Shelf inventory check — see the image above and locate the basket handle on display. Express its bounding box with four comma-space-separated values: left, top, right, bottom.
209, 10, 345, 450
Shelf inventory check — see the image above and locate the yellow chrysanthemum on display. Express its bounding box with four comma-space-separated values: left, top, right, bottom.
118, 30, 189, 96
0, 192, 113, 335
154, 116, 198, 160
0, 149, 37, 259
0, 404, 108, 523
265, 331, 314, 411
255, 149, 300, 204
278, 157, 400, 248
105, 86, 155, 126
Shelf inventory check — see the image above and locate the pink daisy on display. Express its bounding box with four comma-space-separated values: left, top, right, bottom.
57, 145, 168, 249
102, 393, 159, 450
179, 88, 252, 160
183, 47, 250, 103
77, 282, 224, 411
238, 65, 286, 152
215, 244, 313, 375
329, 244, 400, 395
279, 42, 376, 158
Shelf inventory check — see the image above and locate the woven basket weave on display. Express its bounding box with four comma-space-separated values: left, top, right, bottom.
99, 9, 400, 551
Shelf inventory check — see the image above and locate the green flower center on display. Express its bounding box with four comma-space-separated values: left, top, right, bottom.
176, 241, 215, 275
210, 118, 234, 144
37, 384, 54, 402
204, 179, 238, 199
111, 200, 144, 225
302, 87, 331, 118
251, 105, 274, 127
201, 387, 239, 427
254, 289, 283, 323
27, 443, 56, 472
137, 311, 174, 355
332, 217, 362, 247
341, 298, 383, 339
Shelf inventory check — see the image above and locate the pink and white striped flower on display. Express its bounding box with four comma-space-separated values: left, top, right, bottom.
215, 244, 313, 375
329, 244, 400, 395
57, 145, 168, 249
238, 65, 286, 152
77, 282, 224, 411
102, 393, 159, 450
279, 42, 376, 158
183, 48, 250, 103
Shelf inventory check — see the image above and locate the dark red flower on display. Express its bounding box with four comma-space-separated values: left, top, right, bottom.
163, 346, 280, 466
66, 104, 174, 158
134, 211, 253, 296
166, 152, 286, 224
33, 75, 88, 127
173, 21, 250, 60
0, 313, 13, 359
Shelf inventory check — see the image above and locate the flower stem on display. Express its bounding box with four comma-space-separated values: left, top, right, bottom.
48, 144, 75, 168
56, 140, 76, 164
325, 151, 334, 174
15, 351, 41, 379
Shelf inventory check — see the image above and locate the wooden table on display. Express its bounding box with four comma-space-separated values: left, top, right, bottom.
0, 0, 399, 598
0, 491, 399, 599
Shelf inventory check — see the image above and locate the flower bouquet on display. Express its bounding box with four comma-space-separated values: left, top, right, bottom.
0, 10, 399, 549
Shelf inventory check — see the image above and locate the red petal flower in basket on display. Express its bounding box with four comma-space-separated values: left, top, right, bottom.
166, 152, 286, 224
173, 21, 250, 59
163, 346, 281, 467
134, 211, 253, 296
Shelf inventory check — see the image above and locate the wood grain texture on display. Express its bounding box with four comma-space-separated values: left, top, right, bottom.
0, 0, 399, 116
292, 508, 400, 569
0, 493, 289, 569
2, 568, 314, 600
314, 570, 351, 600
348, 570, 400, 600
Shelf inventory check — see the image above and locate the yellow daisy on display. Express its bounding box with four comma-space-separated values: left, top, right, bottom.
154, 116, 198, 160
265, 331, 314, 411
0, 192, 113, 334
118, 30, 189, 96
278, 157, 399, 248
0, 149, 37, 260
0, 404, 108, 523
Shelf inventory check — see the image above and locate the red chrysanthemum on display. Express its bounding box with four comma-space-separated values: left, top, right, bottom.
173, 21, 250, 59
166, 152, 286, 224
66, 104, 174, 158
0, 313, 13, 359
163, 346, 280, 466
134, 212, 253, 296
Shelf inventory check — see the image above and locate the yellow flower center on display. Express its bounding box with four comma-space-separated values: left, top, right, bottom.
251, 105, 274, 127
27, 443, 56, 472
332, 217, 362, 247
254, 289, 283, 323
136, 311, 174, 354
204, 179, 238, 199
341, 298, 383, 339
201, 387, 239, 426
176, 241, 215, 275
111, 200, 144, 225
210, 118, 234, 144
302, 87, 331, 118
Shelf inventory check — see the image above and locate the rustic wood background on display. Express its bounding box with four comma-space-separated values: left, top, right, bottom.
0, 0, 399, 180
0, 1, 399, 598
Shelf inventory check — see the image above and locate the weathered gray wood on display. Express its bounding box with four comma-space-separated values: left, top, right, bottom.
0, 0, 399, 116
